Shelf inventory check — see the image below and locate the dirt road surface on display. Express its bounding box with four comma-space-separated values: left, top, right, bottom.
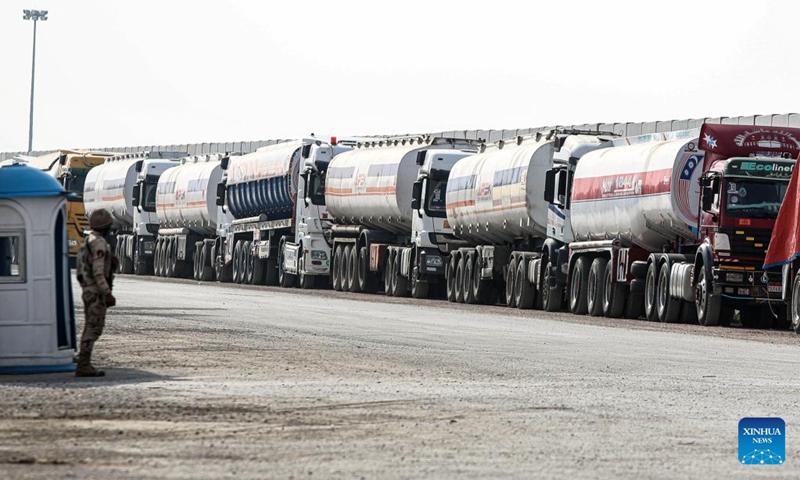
2, 276, 799, 479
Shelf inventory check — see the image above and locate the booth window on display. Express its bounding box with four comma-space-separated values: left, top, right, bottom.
0, 233, 24, 282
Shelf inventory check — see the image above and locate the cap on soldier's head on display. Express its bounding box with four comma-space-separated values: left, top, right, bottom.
89, 209, 113, 230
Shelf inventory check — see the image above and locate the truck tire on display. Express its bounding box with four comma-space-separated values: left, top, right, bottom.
695, 264, 721, 326
411, 266, 429, 299
463, 252, 476, 304
587, 257, 608, 317
792, 273, 800, 333
505, 257, 518, 308
332, 245, 343, 291
341, 245, 353, 292
385, 253, 396, 296
154, 240, 163, 277
446, 255, 457, 302
299, 257, 315, 289
200, 246, 214, 282
602, 262, 626, 318
392, 251, 409, 297
348, 244, 362, 293
657, 264, 682, 323
624, 282, 644, 319
192, 244, 201, 280
569, 256, 590, 315
121, 239, 134, 274
472, 256, 493, 305
134, 246, 148, 276
515, 258, 535, 310
165, 238, 176, 278
541, 257, 562, 312
644, 262, 658, 321
232, 241, 242, 284
358, 246, 378, 293
244, 241, 255, 284
263, 258, 278, 286
278, 247, 297, 288
455, 256, 466, 303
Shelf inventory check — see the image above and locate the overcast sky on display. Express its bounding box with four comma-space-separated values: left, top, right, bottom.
0, 0, 798, 152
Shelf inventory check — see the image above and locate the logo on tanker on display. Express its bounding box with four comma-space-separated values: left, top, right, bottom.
354, 172, 367, 193
600, 175, 643, 197
674, 154, 702, 221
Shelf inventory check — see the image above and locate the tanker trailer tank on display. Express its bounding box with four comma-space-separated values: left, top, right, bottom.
326, 137, 478, 298
445, 133, 615, 310
83, 152, 181, 275
154, 154, 226, 280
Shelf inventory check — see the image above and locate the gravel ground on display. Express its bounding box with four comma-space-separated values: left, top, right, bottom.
1, 275, 799, 479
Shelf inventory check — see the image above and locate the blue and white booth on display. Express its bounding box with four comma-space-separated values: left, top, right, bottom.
0, 161, 76, 374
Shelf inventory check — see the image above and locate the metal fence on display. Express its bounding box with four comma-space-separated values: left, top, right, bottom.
3, 113, 798, 161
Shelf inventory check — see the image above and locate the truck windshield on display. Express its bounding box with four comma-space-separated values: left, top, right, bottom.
143, 182, 158, 212
724, 179, 788, 219
308, 172, 326, 206
425, 179, 447, 218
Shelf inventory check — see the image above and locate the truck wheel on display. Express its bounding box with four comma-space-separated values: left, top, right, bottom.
385, 253, 396, 296
244, 241, 255, 284
134, 247, 147, 276
569, 256, 590, 315
358, 246, 377, 293
463, 252, 476, 304
643, 263, 659, 321
411, 266, 429, 299
165, 239, 176, 278
793, 273, 800, 333
541, 257, 562, 312
121, 241, 134, 274
695, 264, 721, 326
587, 257, 608, 317
392, 252, 409, 297
515, 258, 535, 310
446, 255, 457, 302
505, 257, 518, 308
332, 245, 343, 291
200, 246, 214, 282
263, 258, 277, 286
657, 264, 682, 323
192, 245, 201, 280
232, 241, 242, 284
602, 262, 626, 318
348, 244, 362, 293
341, 245, 353, 292
154, 240, 163, 277
624, 282, 644, 319
455, 256, 466, 303
278, 248, 296, 288
299, 257, 315, 289
472, 256, 492, 305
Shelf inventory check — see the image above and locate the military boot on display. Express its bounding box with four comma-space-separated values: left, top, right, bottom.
75, 351, 105, 377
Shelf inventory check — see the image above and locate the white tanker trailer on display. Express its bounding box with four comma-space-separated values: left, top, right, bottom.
154, 154, 231, 280
445, 132, 614, 309
326, 136, 477, 298
83, 152, 183, 275
213, 137, 351, 288
551, 123, 800, 328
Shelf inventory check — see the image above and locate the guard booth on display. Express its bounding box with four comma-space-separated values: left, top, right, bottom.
0, 161, 76, 373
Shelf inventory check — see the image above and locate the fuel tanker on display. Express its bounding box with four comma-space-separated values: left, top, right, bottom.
83, 152, 183, 275
326, 136, 477, 298
547, 124, 800, 328
445, 132, 615, 309
154, 153, 231, 280
215, 137, 351, 288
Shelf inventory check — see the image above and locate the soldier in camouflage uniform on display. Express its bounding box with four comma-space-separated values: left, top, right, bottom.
76, 209, 117, 377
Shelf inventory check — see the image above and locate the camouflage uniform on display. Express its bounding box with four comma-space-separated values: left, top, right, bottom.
77, 231, 115, 376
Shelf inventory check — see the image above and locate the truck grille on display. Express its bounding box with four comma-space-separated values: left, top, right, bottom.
722, 228, 772, 260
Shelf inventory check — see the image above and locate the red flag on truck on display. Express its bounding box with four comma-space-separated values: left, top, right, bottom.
764, 154, 800, 269
699, 124, 800, 169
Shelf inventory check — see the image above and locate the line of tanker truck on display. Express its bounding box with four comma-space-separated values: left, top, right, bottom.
82, 123, 800, 330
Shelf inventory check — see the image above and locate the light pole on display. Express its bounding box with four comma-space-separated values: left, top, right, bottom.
23, 9, 48, 153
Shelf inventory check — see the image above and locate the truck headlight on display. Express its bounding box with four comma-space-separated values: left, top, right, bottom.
425, 255, 443, 267
714, 233, 731, 251
311, 250, 327, 260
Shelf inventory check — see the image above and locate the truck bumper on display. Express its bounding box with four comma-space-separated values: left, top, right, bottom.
714, 268, 783, 302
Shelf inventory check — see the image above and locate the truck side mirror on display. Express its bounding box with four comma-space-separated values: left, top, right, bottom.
215, 183, 226, 207
702, 186, 714, 212
416, 151, 426, 166
132, 184, 141, 207
220, 156, 230, 171
544, 170, 556, 203
301, 144, 312, 159
411, 180, 423, 211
